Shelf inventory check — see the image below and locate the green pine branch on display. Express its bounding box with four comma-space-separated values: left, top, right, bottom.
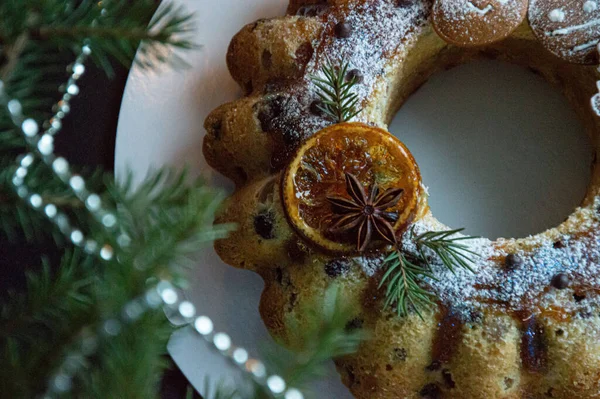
311, 57, 362, 123
379, 229, 479, 319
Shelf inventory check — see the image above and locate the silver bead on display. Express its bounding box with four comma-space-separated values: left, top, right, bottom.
62, 93, 72, 102
145, 290, 162, 308
55, 214, 70, 232
29, 194, 43, 208
160, 287, 178, 305
58, 101, 70, 113
85, 194, 101, 211
100, 245, 114, 261
70, 230, 84, 245
84, 240, 98, 254
52, 373, 72, 393
267, 375, 286, 394
178, 301, 196, 319
17, 186, 28, 198
285, 388, 304, 399
123, 300, 144, 321
102, 319, 121, 336
12, 176, 23, 186
213, 333, 231, 351
117, 233, 131, 247
156, 280, 174, 294
67, 84, 79, 96
15, 166, 28, 179
194, 316, 213, 335
82, 45, 92, 55
37, 134, 54, 155
80, 335, 98, 355
45, 204, 58, 218
7, 99, 22, 116
22, 118, 39, 137
69, 175, 85, 192
53, 157, 69, 175
20, 154, 34, 167
232, 348, 248, 364
56, 111, 66, 119
101, 213, 117, 228
246, 359, 266, 378
72, 63, 85, 77
50, 118, 62, 130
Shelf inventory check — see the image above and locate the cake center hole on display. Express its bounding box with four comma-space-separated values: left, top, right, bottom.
390, 60, 592, 239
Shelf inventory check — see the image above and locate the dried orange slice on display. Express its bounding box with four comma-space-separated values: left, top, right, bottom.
282, 122, 422, 254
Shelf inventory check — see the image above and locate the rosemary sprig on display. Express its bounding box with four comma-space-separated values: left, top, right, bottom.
379, 228, 479, 319
311, 57, 362, 123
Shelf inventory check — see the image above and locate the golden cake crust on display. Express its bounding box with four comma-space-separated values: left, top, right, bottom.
204, 1, 600, 397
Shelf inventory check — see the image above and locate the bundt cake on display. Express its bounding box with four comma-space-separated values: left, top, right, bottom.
203, 0, 600, 397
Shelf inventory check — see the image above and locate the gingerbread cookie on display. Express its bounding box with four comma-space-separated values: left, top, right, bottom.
432, 0, 528, 47
529, 0, 600, 64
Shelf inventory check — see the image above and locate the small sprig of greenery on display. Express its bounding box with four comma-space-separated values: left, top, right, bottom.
311, 57, 362, 123
379, 228, 479, 319
203, 285, 367, 399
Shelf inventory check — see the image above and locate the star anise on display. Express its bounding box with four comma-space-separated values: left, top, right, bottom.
327, 173, 404, 251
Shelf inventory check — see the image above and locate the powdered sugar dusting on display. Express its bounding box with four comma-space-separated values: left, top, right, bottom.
387, 211, 600, 319
269, 0, 431, 153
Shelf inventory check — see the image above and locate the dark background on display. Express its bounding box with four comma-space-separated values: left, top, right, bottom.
0, 62, 197, 398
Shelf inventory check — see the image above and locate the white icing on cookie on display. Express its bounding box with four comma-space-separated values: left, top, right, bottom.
551, 18, 600, 35
573, 38, 599, 51
591, 92, 600, 117
548, 8, 566, 22
584, 0, 598, 13
467, 2, 494, 15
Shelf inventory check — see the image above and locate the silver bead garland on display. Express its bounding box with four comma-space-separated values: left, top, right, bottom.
1, 44, 303, 399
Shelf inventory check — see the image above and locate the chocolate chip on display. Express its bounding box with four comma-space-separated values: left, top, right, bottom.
504, 254, 523, 270
275, 267, 290, 287
574, 293, 586, 302
334, 21, 352, 38
426, 361, 441, 371
420, 383, 442, 398
503, 377, 514, 390
546, 387, 555, 397
210, 120, 222, 140
551, 273, 569, 290
345, 318, 364, 331
394, 347, 407, 361
555, 329, 564, 336
553, 240, 565, 249
324, 258, 351, 277
346, 69, 363, 83
256, 96, 286, 132
254, 210, 275, 239
261, 50, 272, 69
442, 369, 455, 389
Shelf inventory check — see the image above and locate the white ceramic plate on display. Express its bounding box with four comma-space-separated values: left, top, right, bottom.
115, 1, 591, 396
